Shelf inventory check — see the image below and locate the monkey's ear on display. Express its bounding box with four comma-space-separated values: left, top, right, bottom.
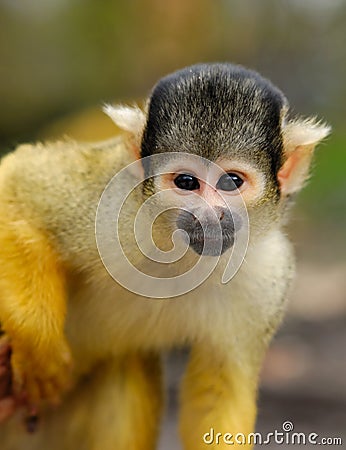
278, 118, 331, 195
103, 104, 146, 158
103, 104, 146, 136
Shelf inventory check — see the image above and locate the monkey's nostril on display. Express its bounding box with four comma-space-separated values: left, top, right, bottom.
219, 210, 224, 221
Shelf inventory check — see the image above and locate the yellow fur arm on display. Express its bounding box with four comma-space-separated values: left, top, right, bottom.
179, 345, 258, 449
0, 217, 71, 406
86, 354, 163, 450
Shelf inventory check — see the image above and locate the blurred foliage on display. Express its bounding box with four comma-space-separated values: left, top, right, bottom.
39, 106, 123, 142
292, 131, 346, 262
0, 0, 345, 233
299, 133, 346, 224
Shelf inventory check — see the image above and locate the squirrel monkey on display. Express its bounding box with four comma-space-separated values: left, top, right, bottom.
0, 63, 329, 449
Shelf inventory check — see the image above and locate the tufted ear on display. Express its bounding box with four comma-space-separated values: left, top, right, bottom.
278, 118, 331, 196
103, 104, 146, 135
103, 104, 146, 160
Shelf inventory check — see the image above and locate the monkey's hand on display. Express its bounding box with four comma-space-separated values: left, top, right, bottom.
10, 335, 72, 408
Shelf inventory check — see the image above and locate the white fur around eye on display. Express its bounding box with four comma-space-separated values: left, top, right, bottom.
216, 160, 266, 202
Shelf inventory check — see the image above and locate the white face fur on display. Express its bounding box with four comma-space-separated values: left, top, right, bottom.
155, 156, 266, 206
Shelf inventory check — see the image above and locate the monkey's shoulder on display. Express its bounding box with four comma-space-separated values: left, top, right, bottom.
0, 136, 134, 214
0, 136, 138, 265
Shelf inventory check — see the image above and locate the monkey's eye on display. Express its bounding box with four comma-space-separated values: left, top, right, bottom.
174, 174, 200, 191
216, 173, 244, 191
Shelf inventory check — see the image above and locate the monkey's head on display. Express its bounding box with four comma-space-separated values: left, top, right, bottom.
105, 63, 330, 257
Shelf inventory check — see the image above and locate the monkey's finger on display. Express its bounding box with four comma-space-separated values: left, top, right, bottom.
0, 397, 16, 423
24, 403, 39, 431
25, 413, 39, 433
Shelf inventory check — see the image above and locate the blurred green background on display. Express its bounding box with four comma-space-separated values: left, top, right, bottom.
1, 0, 345, 448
